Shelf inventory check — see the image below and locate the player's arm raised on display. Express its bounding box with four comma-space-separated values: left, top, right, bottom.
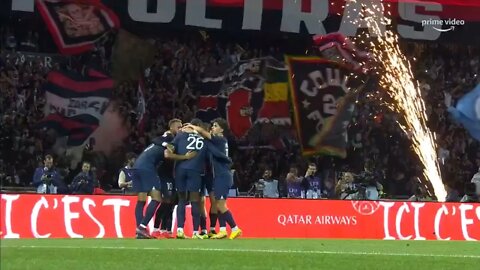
205, 140, 232, 165
186, 124, 212, 140
164, 145, 197, 160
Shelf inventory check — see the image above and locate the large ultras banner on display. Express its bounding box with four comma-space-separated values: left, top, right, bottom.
4, 0, 480, 42
1, 194, 479, 240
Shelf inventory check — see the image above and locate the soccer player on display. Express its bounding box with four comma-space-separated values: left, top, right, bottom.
169, 119, 231, 239
168, 119, 206, 239
200, 160, 217, 238
187, 118, 242, 239
197, 121, 217, 238
151, 119, 182, 239
133, 121, 196, 239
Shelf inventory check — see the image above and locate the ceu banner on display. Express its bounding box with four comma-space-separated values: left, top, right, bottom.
286, 57, 368, 157
1, 194, 479, 240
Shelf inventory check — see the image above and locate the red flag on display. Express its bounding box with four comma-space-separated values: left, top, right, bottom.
226, 88, 253, 138
198, 96, 218, 111
37, 69, 113, 146
36, 0, 120, 55
313, 32, 372, 73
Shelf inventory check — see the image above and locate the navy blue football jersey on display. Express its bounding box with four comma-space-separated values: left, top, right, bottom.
203, 155, 213, 177
133, 135, 170, 171
171, 132, 207, 172
157, 132, 175, 179
206, 136, 232, 176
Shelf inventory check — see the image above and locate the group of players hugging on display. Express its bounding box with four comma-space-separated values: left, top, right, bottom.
120, 117, 242, 239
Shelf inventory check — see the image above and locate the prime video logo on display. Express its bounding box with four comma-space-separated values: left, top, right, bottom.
421, 18, 465, 32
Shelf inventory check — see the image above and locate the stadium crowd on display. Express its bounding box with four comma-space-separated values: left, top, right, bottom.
0, 22, 479, 201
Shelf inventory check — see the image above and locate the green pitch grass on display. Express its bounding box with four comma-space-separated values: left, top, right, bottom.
1, 239, 479, 270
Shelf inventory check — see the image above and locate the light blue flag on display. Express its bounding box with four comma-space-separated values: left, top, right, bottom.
448, 84, 480, 141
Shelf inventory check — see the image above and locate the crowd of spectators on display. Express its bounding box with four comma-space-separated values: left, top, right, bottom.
1, 22, 479, 201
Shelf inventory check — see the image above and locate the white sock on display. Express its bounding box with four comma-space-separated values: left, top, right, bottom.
140, 224, 147, 229
220, 227, 226, 232
231, 226, 238, 231
210, 227, 216, 232
160, 230, 166, 233
193, 230, 198, 235
202, 229, 208, 234
177, 228, 184, 233
153, 228, 160, 232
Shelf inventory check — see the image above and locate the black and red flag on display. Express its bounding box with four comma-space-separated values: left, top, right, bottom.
35, 0, 120, 55
286, 33, 373, 158
195, 74, 224, 122
37, 69, 113, 146
286, 56, 368, 158
195, 57, 290, 139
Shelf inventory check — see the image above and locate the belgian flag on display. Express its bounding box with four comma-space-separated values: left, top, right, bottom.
257, 64, 291, 125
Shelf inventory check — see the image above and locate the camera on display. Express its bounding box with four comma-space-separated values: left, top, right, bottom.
42, 173, 53, 184
348, 172, 379, 200
354, 171, 377, 187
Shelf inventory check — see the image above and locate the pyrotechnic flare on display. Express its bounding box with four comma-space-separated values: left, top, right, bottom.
343, 1, 446, 201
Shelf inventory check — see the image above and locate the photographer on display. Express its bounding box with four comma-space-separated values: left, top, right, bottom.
353, 160, 384, 200
335, 172, 356, 199
336, 161, 384, 200
408, 182, 433, 202
70, 161, 95, 195
32, 155, 66, 194
250, 169, 279, 198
